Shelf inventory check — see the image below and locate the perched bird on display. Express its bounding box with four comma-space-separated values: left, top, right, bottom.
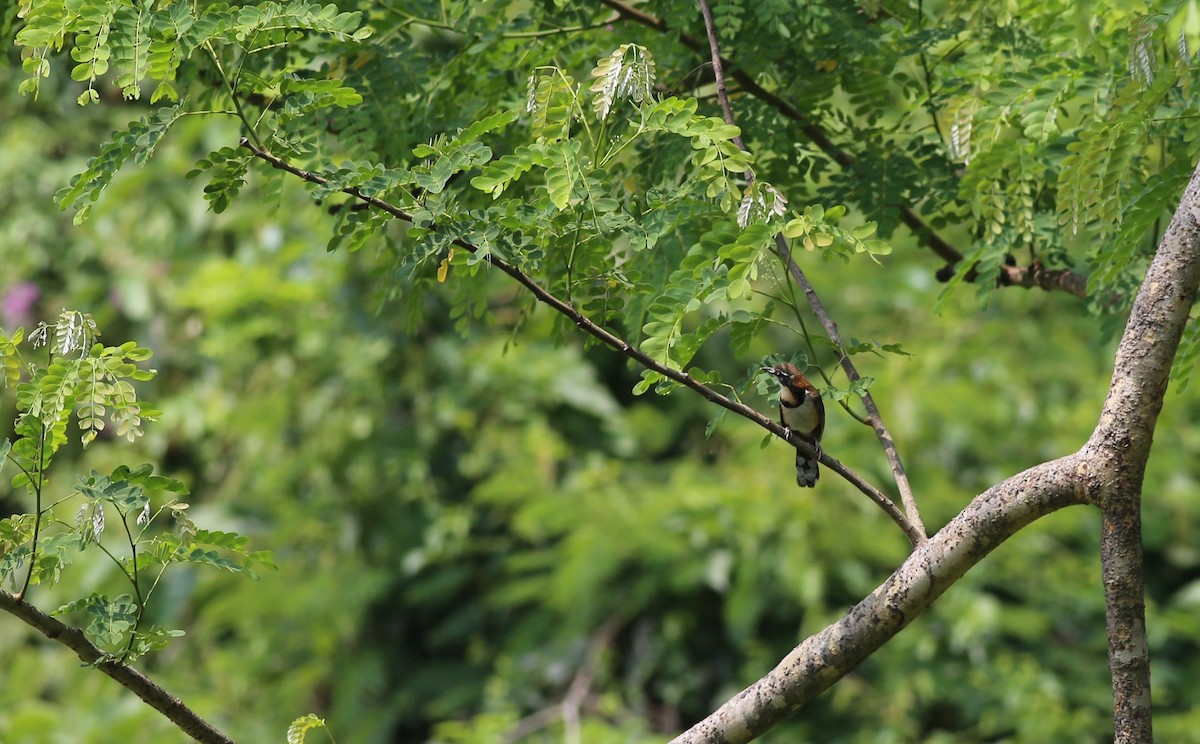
762, 364, 825, 487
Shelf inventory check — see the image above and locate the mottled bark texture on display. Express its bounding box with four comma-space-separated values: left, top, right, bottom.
674, 160, 1200, 744
1084, 160, 1200, 742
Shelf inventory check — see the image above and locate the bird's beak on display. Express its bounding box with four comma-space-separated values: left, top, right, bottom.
760, 366, 775, 375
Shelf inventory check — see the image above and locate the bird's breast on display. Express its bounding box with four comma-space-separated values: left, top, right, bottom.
782, 396, 820, 436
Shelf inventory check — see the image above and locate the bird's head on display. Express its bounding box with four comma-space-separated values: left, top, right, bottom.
762, 363, 806, 387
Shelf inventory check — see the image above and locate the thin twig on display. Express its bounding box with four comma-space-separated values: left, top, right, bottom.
18, 424, 47, 600
238, 138, 924, 547
777, 236, 925, 538
694, 0, 752, 185
914, 0, 945, 143
691, 1, 926, 540
0, 590, 235, 744
120, 509, 146, 660
694, 0, 744, 151
502, 615, 623, 744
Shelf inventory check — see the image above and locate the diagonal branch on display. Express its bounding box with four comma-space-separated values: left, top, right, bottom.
600, 0, 1088, 299
239, 138, 925, 548
693, 0, 925, 538
0, 590, 234, 744
671, 457, 1088, 743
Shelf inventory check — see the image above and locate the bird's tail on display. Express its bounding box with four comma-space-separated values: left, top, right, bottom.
795, 449, 819, 488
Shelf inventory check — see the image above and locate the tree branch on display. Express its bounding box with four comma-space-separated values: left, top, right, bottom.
238, 139, 925, 548
999, 260, 1090, 296
691, 0, 925, 538
599, 0, 1088, 299
671, 457, 1088, 743
1082, 157, 1200, 742
0, 590, 234, 744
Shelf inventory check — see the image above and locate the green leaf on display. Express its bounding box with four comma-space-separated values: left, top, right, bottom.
470, 145, 546, 199
528, 69, 578, 141
850, 222, 878, 239
704, 409, 728, 438
862, 239, 892, 256
545, 140, 580, 210
447, 110, 519, 150
287, 714, 330, 744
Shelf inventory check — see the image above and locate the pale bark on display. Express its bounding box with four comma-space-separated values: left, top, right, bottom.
1085, 157, 1200, 742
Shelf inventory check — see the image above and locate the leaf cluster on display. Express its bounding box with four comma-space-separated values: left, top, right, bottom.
1, 313, 273, 661
18, 0, 368, 104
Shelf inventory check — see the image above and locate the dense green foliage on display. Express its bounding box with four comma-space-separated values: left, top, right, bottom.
4, 0, 1200, 742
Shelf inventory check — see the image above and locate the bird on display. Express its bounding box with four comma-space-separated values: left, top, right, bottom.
761, 363, 825, 487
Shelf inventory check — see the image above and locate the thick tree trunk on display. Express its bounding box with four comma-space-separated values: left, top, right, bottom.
1085, 157, 1200, 742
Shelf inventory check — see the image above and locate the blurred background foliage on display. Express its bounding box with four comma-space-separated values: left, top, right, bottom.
5, 1, 1200, 743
